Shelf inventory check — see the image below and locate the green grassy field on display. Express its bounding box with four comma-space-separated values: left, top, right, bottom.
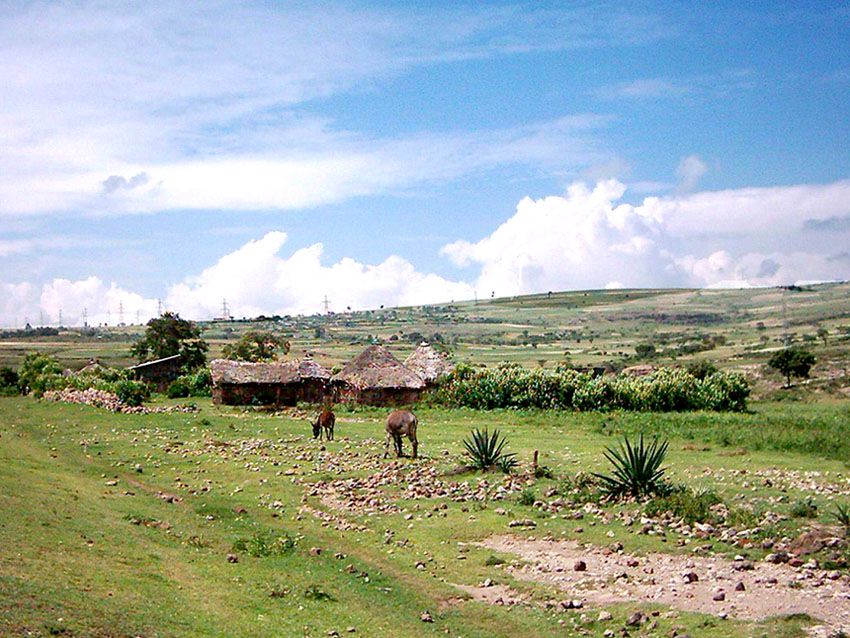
3, 395, 849, 637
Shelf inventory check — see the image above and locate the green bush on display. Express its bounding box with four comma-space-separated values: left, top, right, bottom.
232, 531, 296, 557
644, 487, 722, 525
436, 363, 748, 412
166, 378, 191, 398
114, 379, 150, 406
18, 352, 64, 397
0, 366, 19, 396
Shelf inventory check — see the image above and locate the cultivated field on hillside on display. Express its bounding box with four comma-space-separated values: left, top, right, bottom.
3, 283, 850, 398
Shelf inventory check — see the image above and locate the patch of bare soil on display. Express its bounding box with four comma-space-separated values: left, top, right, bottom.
478, 535, 850, 633
452, 583, 527, 606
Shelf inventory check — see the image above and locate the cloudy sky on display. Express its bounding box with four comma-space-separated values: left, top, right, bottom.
1, 1, 849, 326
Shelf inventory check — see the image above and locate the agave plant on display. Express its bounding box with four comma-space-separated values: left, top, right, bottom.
462, 428, 515, 472
593, 434, 669, 498
833, 503, 850, 536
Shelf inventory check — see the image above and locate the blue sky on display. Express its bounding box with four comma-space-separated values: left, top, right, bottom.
1, 1, 849, 326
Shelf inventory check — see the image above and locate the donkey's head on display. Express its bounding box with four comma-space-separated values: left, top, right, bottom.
311, 419, 321, 439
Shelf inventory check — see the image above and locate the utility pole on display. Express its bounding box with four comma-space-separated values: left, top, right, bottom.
58, 309, 63, 326
136, 310, 140, 325
782, 289, 790, 347
82, 308, 88, 327
39, 310, 44, 326
157, 299, 163, 317
322, 295, 330, 314
118, 302, 124, 326
221, 299, 230, 319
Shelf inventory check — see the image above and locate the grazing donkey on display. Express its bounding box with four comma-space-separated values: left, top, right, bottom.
312, 409, 335, 441
384, 410, 418, 459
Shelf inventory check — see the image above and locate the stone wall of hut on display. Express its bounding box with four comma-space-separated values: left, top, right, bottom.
334, 385, 421, 406
212, 379, 328, 406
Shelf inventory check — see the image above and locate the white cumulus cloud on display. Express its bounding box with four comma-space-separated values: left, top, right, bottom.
441, 178, 850, 295
165, 231, 474, 319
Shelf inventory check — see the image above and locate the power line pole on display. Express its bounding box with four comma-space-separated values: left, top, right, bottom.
322, 295, 330, 314
782, 289, 790, 347
157, 299, 163, 316
58, 309, 63, 326
82, 308, 88, 327
118, 302, 124, 326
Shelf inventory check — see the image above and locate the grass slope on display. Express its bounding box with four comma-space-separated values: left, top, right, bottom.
2, 396, 845, 636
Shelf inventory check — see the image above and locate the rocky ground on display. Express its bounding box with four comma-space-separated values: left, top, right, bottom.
478, 534, 850, 634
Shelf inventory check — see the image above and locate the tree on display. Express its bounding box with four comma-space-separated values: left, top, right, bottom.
222, 330, 289, 362
768, 347, 816, 387
131, 312, 208, 371
635, 343, 657, 359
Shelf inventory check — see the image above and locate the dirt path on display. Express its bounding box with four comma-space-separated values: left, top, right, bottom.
478, 535, 850, 633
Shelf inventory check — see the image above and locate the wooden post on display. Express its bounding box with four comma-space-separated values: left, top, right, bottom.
532, 449, 539, 476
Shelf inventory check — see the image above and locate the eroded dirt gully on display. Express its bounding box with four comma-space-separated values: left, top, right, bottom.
476, 535, 850, 634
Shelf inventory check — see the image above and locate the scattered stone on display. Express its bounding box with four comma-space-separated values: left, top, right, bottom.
226, 553, 238, 563
683, 572, 699, 583
713, 591, 725, 601
420, 611, 434, 623
598, 611, 613, 622
310, 547, 322, 556
735, 582, 745, 591
574, 560, 587, 572
789, 531, 828, 556
508, 519, 536, 528
626, 611, 646, 627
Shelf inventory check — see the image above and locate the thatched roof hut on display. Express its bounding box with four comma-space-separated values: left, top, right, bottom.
403, 341, 453, 384
210, 357, 331, 406
331, 344, 424, 405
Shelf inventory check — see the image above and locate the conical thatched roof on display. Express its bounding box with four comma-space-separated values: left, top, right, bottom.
404, 341, 453, 384
211, 358, 331, 385
331, 344, 424, 390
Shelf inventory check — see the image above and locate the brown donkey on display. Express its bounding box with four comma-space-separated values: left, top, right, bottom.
312, 409, 335, 441
384, 410, 417, 459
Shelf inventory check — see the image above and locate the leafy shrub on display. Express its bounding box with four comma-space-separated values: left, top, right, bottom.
484, 555, 506, 566
644, 486, 723, 525
186, 367, 212, 396
686, 360, 718, 380
517, 487, 536, 506
231, 530, 296, 557
436, 363, 748, 412
0, 366, 19, 396
166, 378, 191, 398
790, 497, 818, 518
18, 352, 63, 397
593, 435, 669, 499
534, 464, 554, 479
114, 379, 150, 406
462, 428, 516, 472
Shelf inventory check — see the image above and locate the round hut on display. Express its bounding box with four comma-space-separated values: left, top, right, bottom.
210, 357, 331, 406
403, 341, 454, 385
331, 344, 424, 405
